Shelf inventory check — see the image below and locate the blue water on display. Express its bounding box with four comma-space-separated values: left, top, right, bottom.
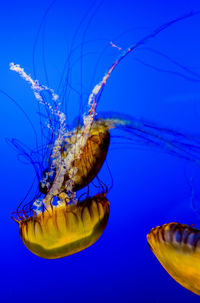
1, 0, 200, 302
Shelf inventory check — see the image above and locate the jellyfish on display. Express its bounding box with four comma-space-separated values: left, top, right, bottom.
147, 222, 200, 296
39, 117, 111, 194
12, 192, 109, 259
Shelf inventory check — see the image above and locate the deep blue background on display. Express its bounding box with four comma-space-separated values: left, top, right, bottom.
1, 0, 200, 302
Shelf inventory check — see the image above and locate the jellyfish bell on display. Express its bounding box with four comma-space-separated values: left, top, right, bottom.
147, 222, 200, 296
39, 118, 111, 194
12, 192, 110, 259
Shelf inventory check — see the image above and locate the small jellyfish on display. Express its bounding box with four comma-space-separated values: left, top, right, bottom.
147, 222, 200, 296
12, 192, 109, 259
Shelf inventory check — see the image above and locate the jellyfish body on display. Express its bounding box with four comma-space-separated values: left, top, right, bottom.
147, 222, 200, 296
17, 193, 109, 259
40, 119, 110, 194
